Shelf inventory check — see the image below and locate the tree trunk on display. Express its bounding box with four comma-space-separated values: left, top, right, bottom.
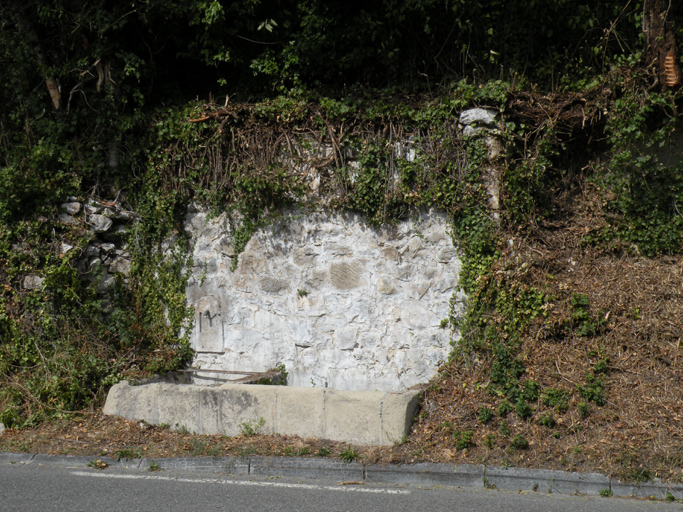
643, 0, 679, 90
14, 8, 61, 109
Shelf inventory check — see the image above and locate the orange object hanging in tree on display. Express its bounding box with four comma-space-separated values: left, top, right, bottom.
664, 50, 680, 88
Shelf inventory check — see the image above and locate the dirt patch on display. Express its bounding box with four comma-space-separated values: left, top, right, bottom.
0, 414, 348, 461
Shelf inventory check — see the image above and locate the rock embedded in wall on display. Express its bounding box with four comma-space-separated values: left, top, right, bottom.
55, 197, 137, 290
459, 107, 504, 219
187, 209, 465, 392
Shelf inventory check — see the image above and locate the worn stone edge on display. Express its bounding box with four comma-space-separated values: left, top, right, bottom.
2, 451, 683, 499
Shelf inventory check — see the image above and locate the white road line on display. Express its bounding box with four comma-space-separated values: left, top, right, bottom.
70, 471, 410, 494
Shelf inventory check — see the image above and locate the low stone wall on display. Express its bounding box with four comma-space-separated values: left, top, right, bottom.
103, 381, 421, 446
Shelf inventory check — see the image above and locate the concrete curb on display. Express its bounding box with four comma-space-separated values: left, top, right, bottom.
3, 451, 683, 500
140, 456, 250, 473
250, 456, 363, 481
365, 462, 484, 487
482, 466, 610, 495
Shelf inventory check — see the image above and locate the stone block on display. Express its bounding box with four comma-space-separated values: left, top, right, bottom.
104, 382, 420, 446
218, 384, 277, 436
89, 214, 113, 233
58, 213, 78, 225
293, 247, 317, 265
109, 257, 131, 275
115, 210, 137, 222
274, 387, 324, 438
459, 108, 498, 126
377, 276, 395, 294
323, 389, 381, 445
260, 277, 289, 293
22, 275, 44, 290
380, 391, 422, 444
610, 479, 672, 499
96, 273, 115, 291
335, 327, 358, 350
436, 247, 458, 263
61, 202, 81, 215
329, 261, 363, 290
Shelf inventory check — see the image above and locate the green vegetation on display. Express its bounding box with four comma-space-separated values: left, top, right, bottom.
541, 389, 570, 413
453, 430, 475, 450
239, 418, 265, 438
478, 407, 494, 424
114, 447, 142, 461
339, 446, 359, 463
188, 437, 222, 457
87, 459, 108, 470
510, 434, 529, 450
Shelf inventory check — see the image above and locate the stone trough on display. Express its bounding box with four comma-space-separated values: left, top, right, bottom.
103, 380, 421, 446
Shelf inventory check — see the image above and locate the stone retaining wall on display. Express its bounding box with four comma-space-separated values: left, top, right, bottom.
187, 209, 464, 391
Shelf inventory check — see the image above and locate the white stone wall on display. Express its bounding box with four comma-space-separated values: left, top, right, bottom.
186, 209, 464, 392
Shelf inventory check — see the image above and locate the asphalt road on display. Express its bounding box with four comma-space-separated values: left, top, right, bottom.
1, 462, 680, 512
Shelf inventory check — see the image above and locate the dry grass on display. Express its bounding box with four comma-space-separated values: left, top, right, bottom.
380, 183, 683, 483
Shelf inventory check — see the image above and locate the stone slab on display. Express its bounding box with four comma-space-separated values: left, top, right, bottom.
275, 387, 324, 439
218, 384, 278, 437
250, 456, 363, 481
323, 389, 381, 445
459, 108, 498, 126
379, 392, 422, 445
